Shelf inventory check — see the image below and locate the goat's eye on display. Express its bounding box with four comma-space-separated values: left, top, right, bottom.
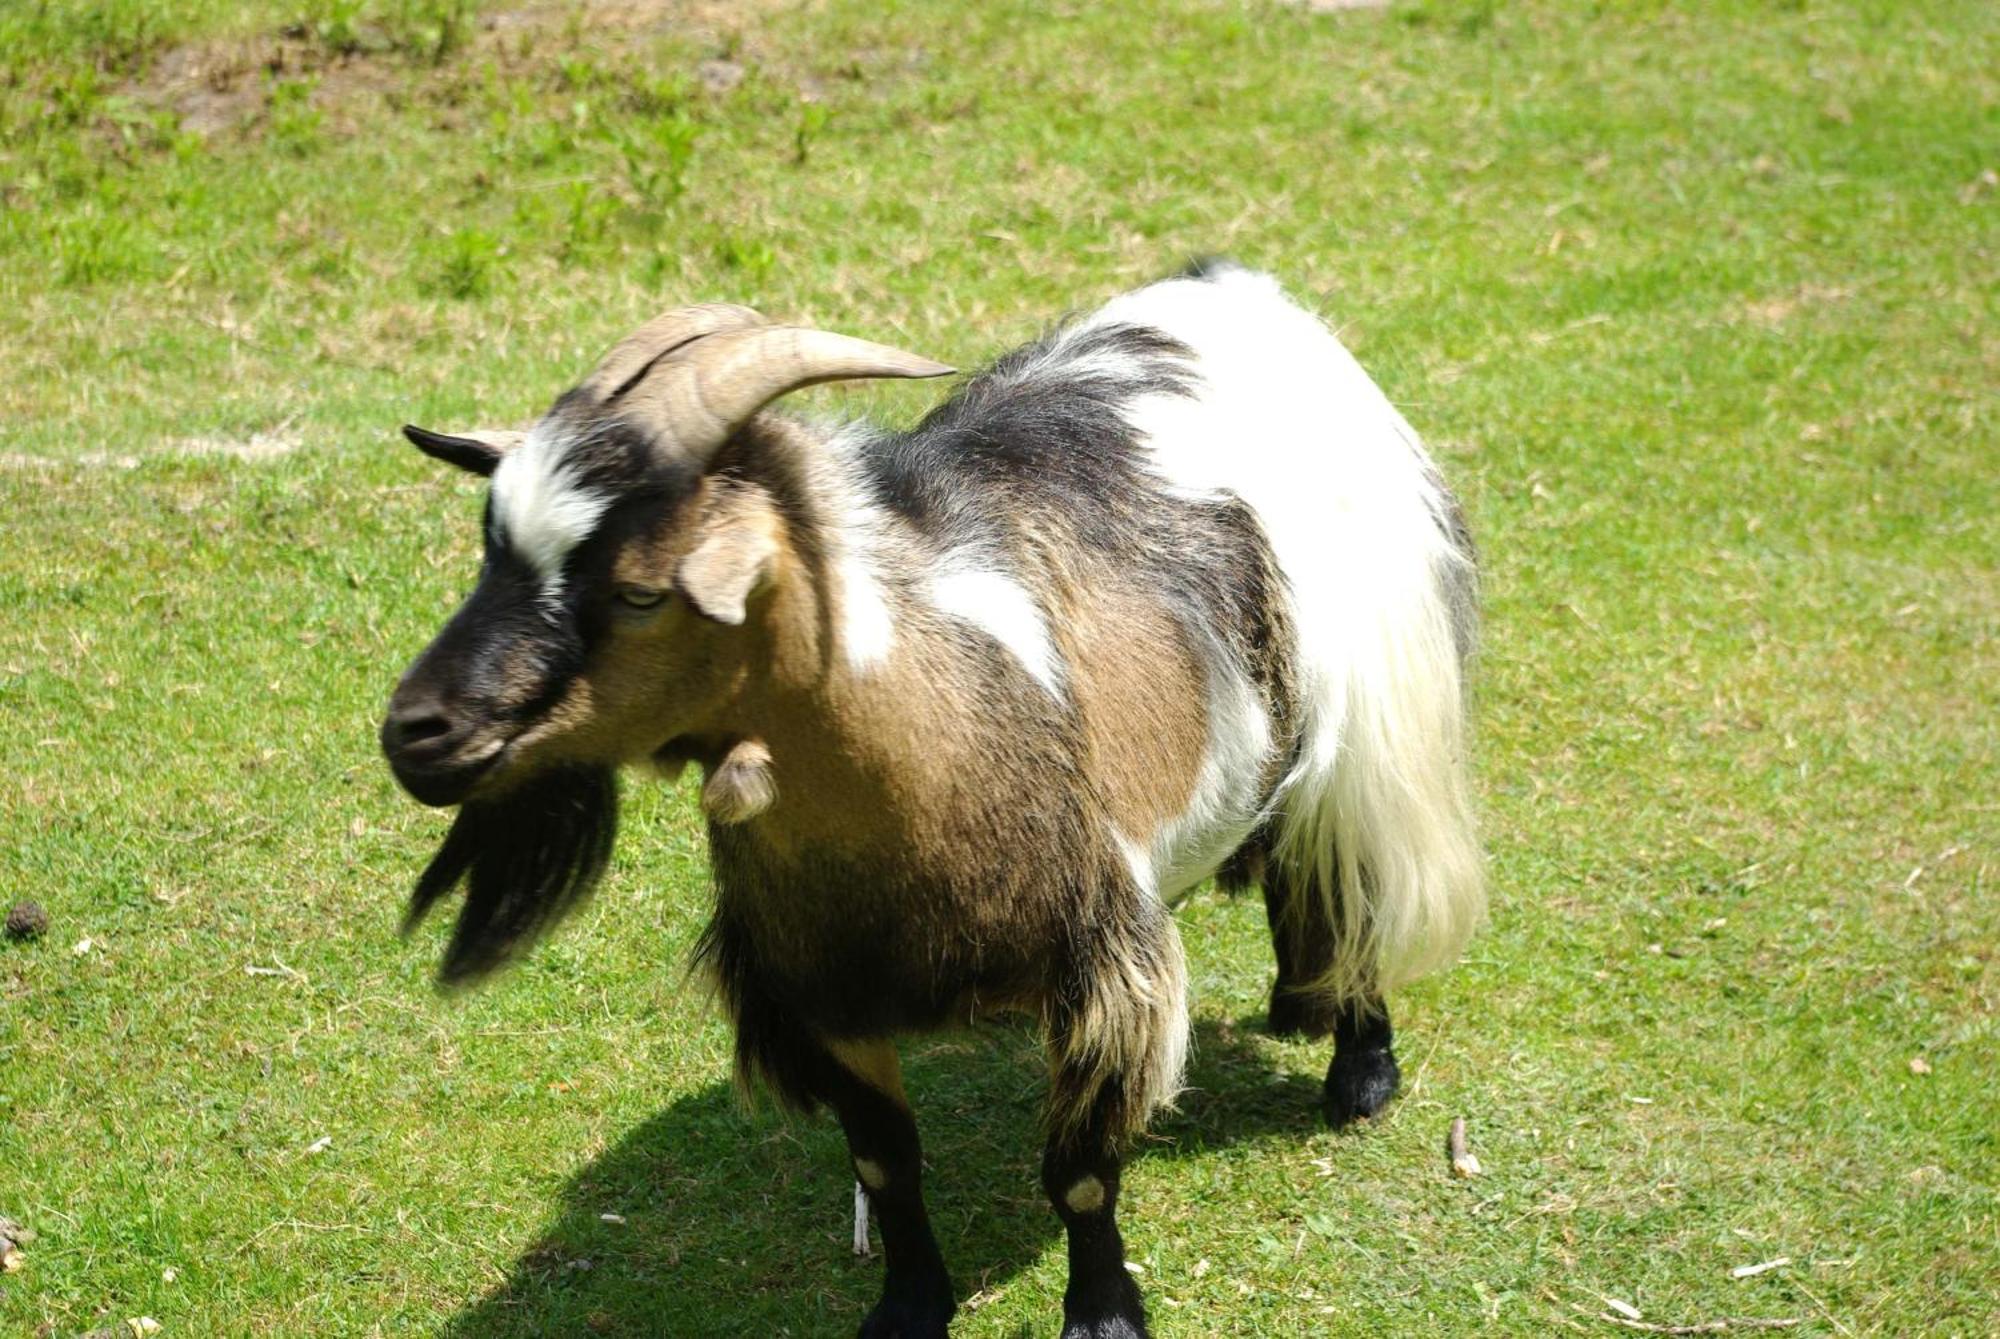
614, 585, 668, 611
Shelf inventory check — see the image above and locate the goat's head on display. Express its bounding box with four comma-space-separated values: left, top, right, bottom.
382, 304, 948, 983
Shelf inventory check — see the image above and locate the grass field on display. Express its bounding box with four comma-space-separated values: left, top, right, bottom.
2, 0, 1995, 1334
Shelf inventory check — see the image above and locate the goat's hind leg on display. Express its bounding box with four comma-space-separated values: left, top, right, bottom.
1261, 865, 1401, 1127
1323, 998, 1400, 1128
1262, 872, 1341, 1040
790, 1035, 954, 1338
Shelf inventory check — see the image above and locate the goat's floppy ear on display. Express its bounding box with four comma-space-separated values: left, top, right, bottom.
676, 494, 781, 626
402, 424, 525, 477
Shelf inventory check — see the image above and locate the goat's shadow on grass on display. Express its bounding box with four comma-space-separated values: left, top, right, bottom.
443, 1014, 1337, 1338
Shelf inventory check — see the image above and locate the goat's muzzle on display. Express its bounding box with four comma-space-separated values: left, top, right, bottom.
381, 689, 504, 807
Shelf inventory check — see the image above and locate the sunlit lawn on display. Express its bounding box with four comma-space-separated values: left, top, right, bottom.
2, 0, 1994, 1333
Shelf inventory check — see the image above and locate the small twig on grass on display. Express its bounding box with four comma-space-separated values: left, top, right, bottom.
1448, 1117, 1482, 1177
1598, 1315, 1800, 1334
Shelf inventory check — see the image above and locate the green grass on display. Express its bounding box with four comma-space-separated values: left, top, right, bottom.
2, 0, 1995, 1333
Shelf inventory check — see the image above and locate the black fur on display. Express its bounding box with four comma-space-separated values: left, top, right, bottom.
1260, 854, 1402, 1126
1430, 481, 1482, 667
402, 424, 502, 476
1043, 1084, 1147, 1339
855, 322, 1196, 539
1263, 872, 1342, 1042
1324, 1006, 1400, 1128
404, 765, 619, 987
386, 266, 1474, 1337
389, 447, 695, 793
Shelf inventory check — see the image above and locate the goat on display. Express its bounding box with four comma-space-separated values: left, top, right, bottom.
380, 260, 1482, 1339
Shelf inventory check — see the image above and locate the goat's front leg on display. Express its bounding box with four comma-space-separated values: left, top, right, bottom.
1042, 1085, 1147, 1339
819, 1037, 955, 1339
1038, 899, 1185, 1339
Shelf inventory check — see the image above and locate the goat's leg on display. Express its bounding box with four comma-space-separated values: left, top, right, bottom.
1323, 999, 1400, 1128
1262, 874, 1340, 1040
1037, 897, 1186, 1339
1261, 867, 1401, 1126
818, 1037, 955, 1339
1042, 1086, 1148, 1339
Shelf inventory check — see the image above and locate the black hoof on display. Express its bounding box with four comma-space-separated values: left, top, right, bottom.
857, 1287, 955, 1339
1061, 1273, 1148, 1339
1323, 1045, 1400, 1128
1266, 982, 1337, 1040
1061, 1318, 1149, 1339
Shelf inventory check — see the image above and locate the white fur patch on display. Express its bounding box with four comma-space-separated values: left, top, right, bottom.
490, 425, 609, 593
1088, 265, 1485, 1000
929, 560, 1066, 700
1112, 829, 1154, 897
821, 430, 899, 674
835, 544, 896, 672
1064, 1175, 1107, 1214
852, 1180, 873, 1257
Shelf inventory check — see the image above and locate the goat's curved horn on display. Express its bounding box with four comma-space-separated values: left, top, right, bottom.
621, 325, 955, 466
576, 303, 769, 402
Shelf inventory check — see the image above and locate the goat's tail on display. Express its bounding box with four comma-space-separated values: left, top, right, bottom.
1269, 515, 1484, 1010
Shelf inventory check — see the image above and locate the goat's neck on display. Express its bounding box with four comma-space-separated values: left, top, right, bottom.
713, 417, 968, 854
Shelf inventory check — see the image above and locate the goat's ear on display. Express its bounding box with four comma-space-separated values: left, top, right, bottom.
676, 497, 781, 626
401, 424, 525, 477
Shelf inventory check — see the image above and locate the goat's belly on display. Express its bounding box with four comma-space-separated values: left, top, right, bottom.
711, 844, 1064, 1036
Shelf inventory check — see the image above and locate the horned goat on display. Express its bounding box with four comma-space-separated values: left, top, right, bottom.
381, 260, 1483, 1338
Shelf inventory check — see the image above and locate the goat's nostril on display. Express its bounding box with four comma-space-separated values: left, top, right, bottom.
381, 693, 501, 806
397, 712, 454, 746
385, 702, 458, 754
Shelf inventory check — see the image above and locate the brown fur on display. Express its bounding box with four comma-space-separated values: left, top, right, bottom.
674, 485, 784, 625
389, 287, 1478, 1339
1057, 575, 1207, 848
498, 479, 791, 776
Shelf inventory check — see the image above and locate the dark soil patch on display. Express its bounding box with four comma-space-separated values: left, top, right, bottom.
126, 0, 786, 140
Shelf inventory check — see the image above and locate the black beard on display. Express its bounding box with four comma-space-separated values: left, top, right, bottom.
403, 766, 619, 987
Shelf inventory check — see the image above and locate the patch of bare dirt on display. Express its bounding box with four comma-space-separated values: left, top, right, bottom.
1737, 282, 1857, 328
129, 0, 793, 139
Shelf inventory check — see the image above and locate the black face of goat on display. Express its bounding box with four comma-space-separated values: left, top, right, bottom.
378, 425, 737, 986
381, 534, 585, 808
381, 308, 950, 815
